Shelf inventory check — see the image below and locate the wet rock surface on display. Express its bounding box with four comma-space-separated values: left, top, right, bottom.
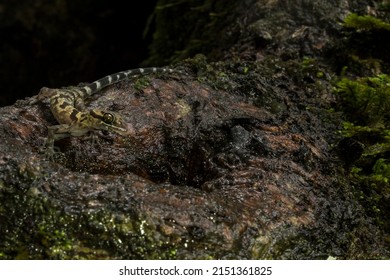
0, 60, 386, 259
1, 0, 388, 259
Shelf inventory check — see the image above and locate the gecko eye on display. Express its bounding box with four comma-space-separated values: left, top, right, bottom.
103, 113, 115, 124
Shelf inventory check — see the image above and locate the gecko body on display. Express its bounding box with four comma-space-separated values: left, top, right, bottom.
35, 67, 176, 152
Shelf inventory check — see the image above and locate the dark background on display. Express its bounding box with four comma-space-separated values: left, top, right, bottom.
0, 1, 159, 106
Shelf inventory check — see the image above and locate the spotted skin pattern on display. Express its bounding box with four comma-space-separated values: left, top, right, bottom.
34, 67, 176, 152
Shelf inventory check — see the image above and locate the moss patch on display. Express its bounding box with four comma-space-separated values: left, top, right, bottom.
344, 13, 390, 31
334, 13, 390, 247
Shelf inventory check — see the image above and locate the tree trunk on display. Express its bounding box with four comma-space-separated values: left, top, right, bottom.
0, 0, 388, 259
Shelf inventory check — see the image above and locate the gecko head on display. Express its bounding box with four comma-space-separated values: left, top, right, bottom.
89, 109, 128, 135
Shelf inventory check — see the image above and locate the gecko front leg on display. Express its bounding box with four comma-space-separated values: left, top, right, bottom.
43, 109, 127, 156
43, 123, 90, 157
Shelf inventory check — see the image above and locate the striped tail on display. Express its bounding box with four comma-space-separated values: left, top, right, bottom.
82, 67, 175, 95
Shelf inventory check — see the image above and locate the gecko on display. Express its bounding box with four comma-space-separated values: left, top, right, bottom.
33, 67, 178, 153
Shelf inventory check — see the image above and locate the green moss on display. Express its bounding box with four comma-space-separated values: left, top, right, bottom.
302, 57, 317, 69
335, 14, 389, 230
335, 74, 390, 231
133, 76, 151, 91
336, 74, 390, 126
340, 13, 390, 76
341, 56, 383, 77
0, 171, 182, 259
344, 13, 390, 31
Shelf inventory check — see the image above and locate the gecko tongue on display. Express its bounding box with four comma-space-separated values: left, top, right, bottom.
120, 122, 134, 136
105, 121, 134, 136
102, 123, 127, 135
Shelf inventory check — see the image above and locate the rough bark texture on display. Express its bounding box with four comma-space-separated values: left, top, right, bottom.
0, 0, 388, 259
